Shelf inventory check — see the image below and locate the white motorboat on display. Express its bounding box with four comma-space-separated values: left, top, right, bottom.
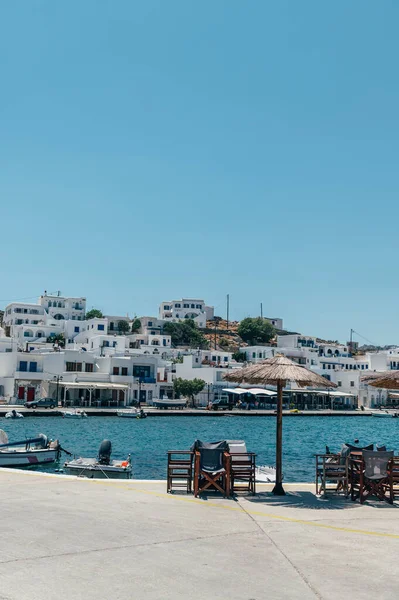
227, 440, 278, 484
255, 465, 278, 483
61, 410, 88, 419
0, 430, 60, 467
5, 410, 24, 419
371, 411, 396, 418
117, 408, 143, 418
64, 440, 131, 479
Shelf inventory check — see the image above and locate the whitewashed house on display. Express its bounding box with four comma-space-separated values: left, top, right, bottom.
159, 298, 214, 328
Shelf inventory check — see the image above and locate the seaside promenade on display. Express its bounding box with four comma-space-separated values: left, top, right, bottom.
0, 406, 373, 417
1, 470, 398, 599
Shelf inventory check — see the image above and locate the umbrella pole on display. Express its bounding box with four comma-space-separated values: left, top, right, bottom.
273, 380, 285, 495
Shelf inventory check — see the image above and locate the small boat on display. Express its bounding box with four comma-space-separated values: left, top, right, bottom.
255, 465, 278, 483
61, 410, 88, 419
0, 430, 60, 467
5, 410, 24, 419
117, 408, 146, 419
64, 440, 131, 479
371, 411, 395, 418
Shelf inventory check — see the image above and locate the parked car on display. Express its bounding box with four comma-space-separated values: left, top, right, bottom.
24, 397, 57, 409
211, 397, 234, 411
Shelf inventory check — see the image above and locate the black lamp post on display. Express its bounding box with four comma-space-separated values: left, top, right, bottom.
54, 375, 63, 406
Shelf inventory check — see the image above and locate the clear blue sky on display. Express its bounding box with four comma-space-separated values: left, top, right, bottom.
1, 1, 398, 345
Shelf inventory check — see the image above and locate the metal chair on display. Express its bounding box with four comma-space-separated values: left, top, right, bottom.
193, 440, 230, 497
350, 450, 394, 504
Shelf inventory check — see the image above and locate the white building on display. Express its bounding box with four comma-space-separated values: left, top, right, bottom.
266, 317, 283, 330
173, 350, 241, 406
0, 294, 175, 405
38, 292, 86, 321
240, 335, 393, 408
3, 292, 86, 341
159, 298, 214, 328
0, 343, 174, 406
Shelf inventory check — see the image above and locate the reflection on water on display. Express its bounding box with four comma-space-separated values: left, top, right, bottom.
0, 416, 395, 481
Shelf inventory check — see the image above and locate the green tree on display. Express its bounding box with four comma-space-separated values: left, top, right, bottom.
131, 318, 141, 333
86, 309, 103, 320
47, 333, 65, 348
237, 317, 275, 346
117, 320, 130, 334
232, 351, 247, 362
173, 378, 206, 407
163, 320, 209, 349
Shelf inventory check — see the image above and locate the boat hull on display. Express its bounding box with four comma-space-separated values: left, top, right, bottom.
64, 464, 131, 479
62, 412, 87, 419
255, 466, 277, 483
117, 410, 141, 418
371, 412, 395, 418
0, 448, 59, 467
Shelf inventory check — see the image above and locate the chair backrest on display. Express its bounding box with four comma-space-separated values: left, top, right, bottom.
192, 440, 228, 472
340, 443, 373, 464
363, 450, 393, 480
227, 440, 248, 463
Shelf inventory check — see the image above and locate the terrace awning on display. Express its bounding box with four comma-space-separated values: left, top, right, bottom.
222, 387, 276, 396
246, 387, 277, 396
315, 390, 356, 397
58, 382, 129, 390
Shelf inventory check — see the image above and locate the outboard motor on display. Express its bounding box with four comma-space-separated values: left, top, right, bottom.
98, 440, 112, 465
37, 434, 48, 448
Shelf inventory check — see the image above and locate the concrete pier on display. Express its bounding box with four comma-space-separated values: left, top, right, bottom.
0, 470, 398, 599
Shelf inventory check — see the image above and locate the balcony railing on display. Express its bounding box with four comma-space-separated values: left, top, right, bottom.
134, 376, 156, 384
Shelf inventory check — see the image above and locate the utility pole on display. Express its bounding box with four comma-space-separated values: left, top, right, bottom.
260, 303, 263, 319
226, 294, 229, 333
349, 328, 354, 355
214, 318, 217, 350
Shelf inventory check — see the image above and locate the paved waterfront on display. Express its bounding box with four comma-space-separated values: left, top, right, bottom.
1, 406, 371, 417
0, 471, 398, 599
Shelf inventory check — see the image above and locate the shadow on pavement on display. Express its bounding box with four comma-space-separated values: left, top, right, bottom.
244, 491, 362, 510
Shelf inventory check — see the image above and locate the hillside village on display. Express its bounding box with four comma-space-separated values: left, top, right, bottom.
0, 291, 396, 409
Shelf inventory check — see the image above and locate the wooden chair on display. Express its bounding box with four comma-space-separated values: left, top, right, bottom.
227, 440, 256, 495
350, 450, 394, 504
193, 441, 231, 498
315, 454, 349, 497
167, 451, 193, 493
390, 457, 399, 499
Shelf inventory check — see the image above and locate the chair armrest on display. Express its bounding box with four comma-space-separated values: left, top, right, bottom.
229, 452, 257, 457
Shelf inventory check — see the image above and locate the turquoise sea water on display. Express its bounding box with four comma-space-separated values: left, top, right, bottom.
1, 416, 398, 481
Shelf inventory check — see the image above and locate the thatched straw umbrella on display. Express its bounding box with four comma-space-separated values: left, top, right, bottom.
224, 355, 336, 495
362, 371, 399, 390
